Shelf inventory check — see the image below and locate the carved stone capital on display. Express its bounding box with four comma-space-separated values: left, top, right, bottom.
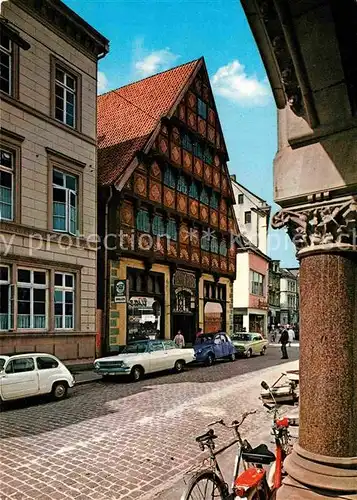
272, 196, 357, 256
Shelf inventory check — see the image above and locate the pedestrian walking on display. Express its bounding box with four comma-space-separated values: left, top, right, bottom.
288, 325, 295, 347
280, 327, 289, 359
173, 330, 185, 348
195, 328, 203, 339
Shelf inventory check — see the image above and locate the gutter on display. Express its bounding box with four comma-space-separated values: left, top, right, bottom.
102, 185, 114, 355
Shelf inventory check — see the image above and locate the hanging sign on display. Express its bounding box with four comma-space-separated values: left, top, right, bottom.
113, 280, 127, 303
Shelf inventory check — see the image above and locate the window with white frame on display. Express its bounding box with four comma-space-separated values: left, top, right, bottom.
0, 32, 12, 95
250, 270, 264, 296
17, 269, 47, 329
54, 272, 75, 329
0, 265, 13, 331
55, 66, 77, 128
0, 149, 14, 221
53, 169, 78, 234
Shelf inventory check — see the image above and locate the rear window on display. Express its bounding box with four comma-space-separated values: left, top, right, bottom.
36, 357, 59, 370
232, 333, 251, 341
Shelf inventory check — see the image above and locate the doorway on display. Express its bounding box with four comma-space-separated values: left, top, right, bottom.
173, 313, 196, 345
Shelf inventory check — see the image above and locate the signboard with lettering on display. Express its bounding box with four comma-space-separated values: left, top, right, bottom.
113, 279, 127, 303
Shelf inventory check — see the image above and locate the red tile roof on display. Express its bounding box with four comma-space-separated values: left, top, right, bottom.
97, 59, 201, 186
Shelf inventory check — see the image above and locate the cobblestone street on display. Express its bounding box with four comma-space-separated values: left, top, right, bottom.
0, 348, 299, 500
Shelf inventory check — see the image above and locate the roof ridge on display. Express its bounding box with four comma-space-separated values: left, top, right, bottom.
98, 57, 202, 98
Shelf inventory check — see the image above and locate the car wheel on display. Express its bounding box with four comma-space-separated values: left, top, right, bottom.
205, 353, 215, 366
174, 360, 185, 373
260, 347, 267, 356
246, 349, 252, 359
52, 382, 68, 400
229, 352, 236, 362
131, 365, 143, 382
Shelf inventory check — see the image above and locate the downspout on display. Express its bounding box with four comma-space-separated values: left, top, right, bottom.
102, 185, 114, 355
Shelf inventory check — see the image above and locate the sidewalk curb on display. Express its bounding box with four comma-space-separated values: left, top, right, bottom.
74, 375, 102, 386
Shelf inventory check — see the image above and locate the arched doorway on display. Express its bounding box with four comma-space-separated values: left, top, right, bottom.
204, 301, 224, 333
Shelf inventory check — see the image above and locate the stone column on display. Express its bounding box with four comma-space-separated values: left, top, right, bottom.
273, 196, 357, 499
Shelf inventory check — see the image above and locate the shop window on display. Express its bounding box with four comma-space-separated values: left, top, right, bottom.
164, 166, 176, 188
152, 214, 165, 236
166, 219, 177, 241
197, 97, 207, 119
0, 265, 13, 331
250, 270, 264, 296
136, 209, 150, 232
189, 180, 198, 199
54, 272, 75, 329
177, 175, 188, 194
219, 239, 227, 256
17, 269, 47, 329
53, 169, 78, 235
181, 132, 192, 152
210, 191, 219, 209
200, 187, 209, 205
127, 296, 162, 342
0, 149, 14, 221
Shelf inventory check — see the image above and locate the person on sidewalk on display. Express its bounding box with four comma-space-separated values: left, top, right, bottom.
173, 330, 185, 348
288, 325, 295, 347
280, 327, 289, 359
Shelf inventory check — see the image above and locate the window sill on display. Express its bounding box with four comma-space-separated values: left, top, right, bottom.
0, 331, 96, 338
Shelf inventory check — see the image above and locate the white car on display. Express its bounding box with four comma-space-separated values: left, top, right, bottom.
0, 353, 75, 404
94, 339, 195, 381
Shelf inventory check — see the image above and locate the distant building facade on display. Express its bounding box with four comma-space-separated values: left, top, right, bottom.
0, 0, 108, 364
232, 179, 271, 335
280, 268, 299, 326
268, 259, 281, 328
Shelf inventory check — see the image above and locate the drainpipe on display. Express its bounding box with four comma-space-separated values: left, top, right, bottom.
102, 185, 114, 355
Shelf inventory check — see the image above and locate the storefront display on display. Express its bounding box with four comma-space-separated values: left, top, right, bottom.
127, 268, 164, 342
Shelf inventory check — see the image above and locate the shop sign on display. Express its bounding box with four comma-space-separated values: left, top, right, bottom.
113, 279, 127, 303
173, 270, 196, 290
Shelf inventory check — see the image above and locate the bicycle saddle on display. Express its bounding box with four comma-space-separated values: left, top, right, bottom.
195, 429, 217, 443
242, 444, 276, 465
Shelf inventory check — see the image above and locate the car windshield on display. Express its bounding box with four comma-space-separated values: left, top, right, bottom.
232, 333, 253, 342
0, 358, 6, 370
122, 342, 148, 354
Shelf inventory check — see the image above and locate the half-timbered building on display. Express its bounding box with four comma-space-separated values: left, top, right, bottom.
97, 57, 240, 351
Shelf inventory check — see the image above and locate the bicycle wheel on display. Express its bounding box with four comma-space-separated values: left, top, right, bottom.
181, 470, 228, 500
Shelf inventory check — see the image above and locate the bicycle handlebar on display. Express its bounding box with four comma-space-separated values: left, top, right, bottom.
208, 411, 256, 429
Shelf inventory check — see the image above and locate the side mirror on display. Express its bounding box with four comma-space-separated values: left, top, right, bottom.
261, 381, 269, 390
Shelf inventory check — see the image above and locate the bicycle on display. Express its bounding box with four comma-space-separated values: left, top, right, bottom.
181, 410, 276, 500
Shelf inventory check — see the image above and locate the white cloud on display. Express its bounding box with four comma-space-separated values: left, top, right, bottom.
134, 48, 179, 78
212, 60, 270, 106
97, 71, 108, 93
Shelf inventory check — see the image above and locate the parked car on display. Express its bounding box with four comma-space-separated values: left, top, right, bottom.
194, 333, 236, 366
0, 353, 74, 405
231, 332, 269, 358
94, 339, 195, 382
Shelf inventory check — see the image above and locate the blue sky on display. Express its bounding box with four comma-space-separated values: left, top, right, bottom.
65, 0, 297, 267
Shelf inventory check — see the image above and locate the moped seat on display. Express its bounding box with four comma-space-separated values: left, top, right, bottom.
242, 444, 276, 465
